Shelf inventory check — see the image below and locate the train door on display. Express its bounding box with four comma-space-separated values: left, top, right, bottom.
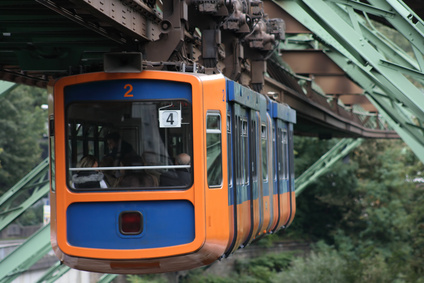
275, 119, 291, 230
285, 122, 296, 227
270, 117, 281, 232
225, 110, 236, 254
262, 114, 274, 233
231, 104, 251, 249
246, 110, 263, 243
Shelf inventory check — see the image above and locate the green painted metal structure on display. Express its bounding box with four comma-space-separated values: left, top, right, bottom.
35, 261, 71, 283
0, 225, 51, 283
278, 0, 424, 163
294, 138, 363, 196
0, 82, 16, 97
0, 160, 117, 282
0, 158, 49, 232
0, 157, 118, 282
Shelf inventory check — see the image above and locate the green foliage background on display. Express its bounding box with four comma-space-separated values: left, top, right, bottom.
282, 138, 424, 282
0, 85, 48, 194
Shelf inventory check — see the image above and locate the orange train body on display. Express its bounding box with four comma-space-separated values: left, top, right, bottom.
49, 71, 296, 274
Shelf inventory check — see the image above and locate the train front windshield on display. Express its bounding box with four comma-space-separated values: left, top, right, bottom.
65, 99, 193, 190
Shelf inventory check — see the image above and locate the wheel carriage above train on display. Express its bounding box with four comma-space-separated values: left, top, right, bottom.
48, 70, 296, 274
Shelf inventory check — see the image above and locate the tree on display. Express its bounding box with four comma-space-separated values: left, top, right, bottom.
0, 85, 48, 193
287, 137, 359, 242
285, 138, 424, 281
312, 139, 424, 281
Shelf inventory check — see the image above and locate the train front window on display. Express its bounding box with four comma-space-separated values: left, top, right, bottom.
65, 100, 193, 190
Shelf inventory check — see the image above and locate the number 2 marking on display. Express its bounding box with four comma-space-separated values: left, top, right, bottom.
124, 84, 134, 97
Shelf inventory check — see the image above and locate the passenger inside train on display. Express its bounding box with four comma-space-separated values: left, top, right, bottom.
71, 155, 108, 189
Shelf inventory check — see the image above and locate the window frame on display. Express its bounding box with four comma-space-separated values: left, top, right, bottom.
206, 111, 223, 188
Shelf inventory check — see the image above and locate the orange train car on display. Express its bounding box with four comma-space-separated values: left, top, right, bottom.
48, 70, 296, 274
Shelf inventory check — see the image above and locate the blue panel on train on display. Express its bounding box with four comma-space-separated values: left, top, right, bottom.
67, 200, 195, 249
64, 80, 192, 103
226, 80, 260, 110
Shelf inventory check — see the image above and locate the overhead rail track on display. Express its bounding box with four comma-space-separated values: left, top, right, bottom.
264, 56, 397, 139
0, 0, 400, 139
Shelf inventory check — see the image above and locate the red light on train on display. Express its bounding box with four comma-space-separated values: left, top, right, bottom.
120, 211, 143, 235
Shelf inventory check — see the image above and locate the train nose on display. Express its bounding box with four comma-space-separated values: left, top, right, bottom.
119, 211, 143, 235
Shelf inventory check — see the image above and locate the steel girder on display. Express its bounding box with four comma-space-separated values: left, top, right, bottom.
35, 262, 71, 283
0, 158, 117, 282
0, 158, 49, 231
0, 82, 16, 97
295, 138, 363, 196
97, 274, 119, 283
0, 225, 51, 283
0, 158, 53, 283
277, 0, 424, 163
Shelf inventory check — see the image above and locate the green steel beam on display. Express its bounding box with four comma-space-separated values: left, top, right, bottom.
325, 0, 396, 18
0, 156, 120, 282
324, 47, 424, 160
0, 158, 49, 232
284, 0, 424, 117
0, 224, 51, 283
277, 0, 424, 163
0, 158, 62, 283
0, 158, 119, 283
35, 262, 71, 283
295, 138, 363, 196
97, 274, 119, 283
0, 81, 17, 97
327, 0, 424, 86
368, 0, 424, 54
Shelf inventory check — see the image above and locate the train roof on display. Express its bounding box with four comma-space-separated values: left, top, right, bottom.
271, 100, 296, 124
226, 78, 296, 124
226, 79, 262, 111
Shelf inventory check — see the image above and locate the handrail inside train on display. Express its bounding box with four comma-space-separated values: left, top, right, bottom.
69, 165, 191, 171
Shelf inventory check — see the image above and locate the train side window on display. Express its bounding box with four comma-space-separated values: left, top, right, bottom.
261, 124, 268, 182
236, 116, 241, 185
241, 119, 248, 185
288, 128, 295, 182
227, 113, 232, 187
250, 118, 257, 181
272, 124, 277, 182
277, 128, 284, 180
206, 112, 222, 187
49, 116, 56, 192
282, 129, 288, 180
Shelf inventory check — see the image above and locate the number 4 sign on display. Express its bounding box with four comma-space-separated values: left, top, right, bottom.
159, 110, 182, 128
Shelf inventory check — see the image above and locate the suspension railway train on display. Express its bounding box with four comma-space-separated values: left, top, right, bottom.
49, 70, 296, 274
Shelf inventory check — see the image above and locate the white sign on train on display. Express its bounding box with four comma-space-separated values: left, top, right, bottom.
159, 110, 181, 128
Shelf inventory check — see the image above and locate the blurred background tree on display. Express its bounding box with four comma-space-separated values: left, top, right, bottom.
0, 85, 48, 194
